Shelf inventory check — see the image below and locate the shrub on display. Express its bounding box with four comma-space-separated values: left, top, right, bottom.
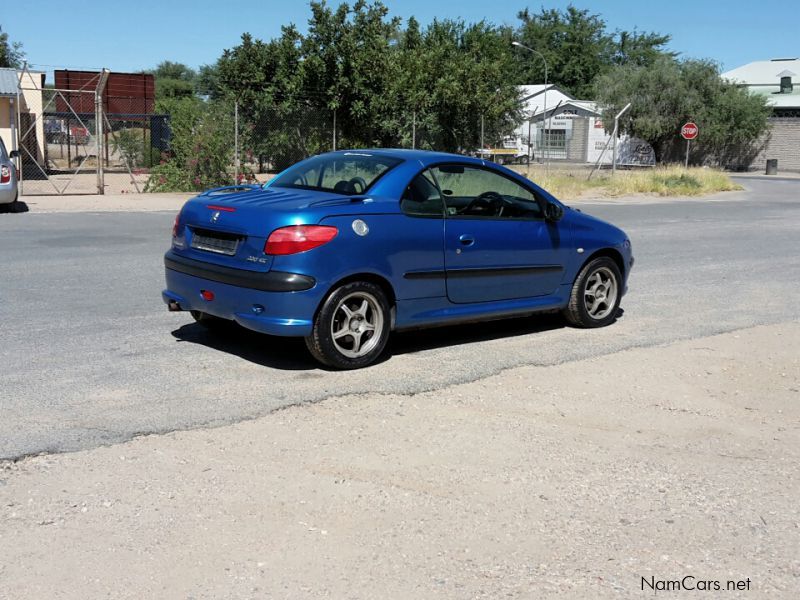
146, 97, 234, 192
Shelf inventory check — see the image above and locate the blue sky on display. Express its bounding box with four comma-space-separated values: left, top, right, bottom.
5, 0, 797, 77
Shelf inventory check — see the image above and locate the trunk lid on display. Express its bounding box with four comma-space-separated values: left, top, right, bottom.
173, 186, 347, 272
171, 185, 395, 272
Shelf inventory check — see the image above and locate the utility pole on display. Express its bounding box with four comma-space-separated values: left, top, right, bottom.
512, 41, 548, 169
234, 101, 240, 184
95, 69, 110, 195
527, 118, 532, 164
17, 62, 26, 196
611, 103, 631, 175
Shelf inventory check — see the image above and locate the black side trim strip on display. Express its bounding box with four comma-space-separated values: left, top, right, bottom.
448, 265, 562, 278
404, 265, 562, 280
164, 250, 315, 292
403, 270, 446, 280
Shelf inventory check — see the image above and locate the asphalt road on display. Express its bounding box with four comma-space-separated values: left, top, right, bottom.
1, 177, 798, 459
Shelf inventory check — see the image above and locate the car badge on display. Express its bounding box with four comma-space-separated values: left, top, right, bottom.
210, 211, 221, 223
352, 219, 369, 236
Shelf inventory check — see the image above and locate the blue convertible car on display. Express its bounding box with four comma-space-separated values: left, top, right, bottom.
163, 149, 633, 369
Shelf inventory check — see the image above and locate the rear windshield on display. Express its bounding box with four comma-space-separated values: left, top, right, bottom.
270, 152, 402, 195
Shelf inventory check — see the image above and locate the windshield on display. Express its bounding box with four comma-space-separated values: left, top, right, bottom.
270, 153, 402, 195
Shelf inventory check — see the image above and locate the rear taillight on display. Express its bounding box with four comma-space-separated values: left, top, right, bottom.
264, 225, 338, 255
172, 212, 181, 237
0, 166, 10, 184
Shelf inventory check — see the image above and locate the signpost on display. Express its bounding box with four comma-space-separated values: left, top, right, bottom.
681, 122, 698, 168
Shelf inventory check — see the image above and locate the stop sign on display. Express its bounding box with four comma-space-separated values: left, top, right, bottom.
681, 122, 699, 140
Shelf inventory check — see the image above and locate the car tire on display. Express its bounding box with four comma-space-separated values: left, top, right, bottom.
563, 256, 622, 328
305, 281, 391, 369
190, 310, 235, 331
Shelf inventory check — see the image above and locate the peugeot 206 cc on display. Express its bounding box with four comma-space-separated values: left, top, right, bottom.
163, 150, 633, 369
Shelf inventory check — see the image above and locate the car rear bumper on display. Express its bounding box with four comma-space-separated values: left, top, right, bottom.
164, 250, 314, 292
163, 252, 321, 337
0, 185, 16, 204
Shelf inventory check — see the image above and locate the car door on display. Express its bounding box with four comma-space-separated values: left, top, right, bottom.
433, 163, 570, 304
393, 170, 447, 299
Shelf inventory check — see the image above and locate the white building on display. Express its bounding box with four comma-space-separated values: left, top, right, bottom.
505, 84, 653, 166
722, 58, 800, 172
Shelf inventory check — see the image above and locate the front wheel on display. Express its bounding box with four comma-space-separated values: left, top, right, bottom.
563, 257, 622, 328
305, 281, 391, 369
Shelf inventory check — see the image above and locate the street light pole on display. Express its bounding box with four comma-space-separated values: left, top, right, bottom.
611, 103, 631, 176
512, 41, 548, 170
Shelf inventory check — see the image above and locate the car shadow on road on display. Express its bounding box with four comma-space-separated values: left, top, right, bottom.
171, 312, 569, 371
388, 313, 566, 357
0, 200, 30, 214
171, 323, 319, 370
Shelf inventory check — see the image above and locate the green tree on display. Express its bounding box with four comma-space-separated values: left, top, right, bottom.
210, 1, 523, 158
301, 0, 402, 146
216, 28, 313, 168
146, 96, 234, 191
196, 63, 221, 97
512, 6, 671, 96
613, 29, 674, 67
594, 56, 771, 164
409, 18, 521, 151
0, 25, 25, 68
149, 61, 197, 99
110, 128, 144, 168
514, 6, 613, 97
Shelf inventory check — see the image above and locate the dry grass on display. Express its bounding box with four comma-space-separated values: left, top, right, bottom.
509, 165, 742, 202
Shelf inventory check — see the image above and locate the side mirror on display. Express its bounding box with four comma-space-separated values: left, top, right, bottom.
544, 201, 564, 222
9, 150, 19, 159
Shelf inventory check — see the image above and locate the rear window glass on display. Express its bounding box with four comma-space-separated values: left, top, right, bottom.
270, 153, 402, 195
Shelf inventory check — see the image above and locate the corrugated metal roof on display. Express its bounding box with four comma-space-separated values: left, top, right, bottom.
722, 59, 800, 108
0, 68, 19, 97
722, 59, 800, 85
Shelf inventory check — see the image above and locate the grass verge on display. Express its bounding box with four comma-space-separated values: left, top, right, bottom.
510, 165, 742, 201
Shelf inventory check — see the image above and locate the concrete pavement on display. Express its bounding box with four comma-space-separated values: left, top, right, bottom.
0, 177, 798, 459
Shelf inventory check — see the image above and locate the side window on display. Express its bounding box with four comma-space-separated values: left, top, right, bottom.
431, 165, 542, 220
400, 170, 444, 217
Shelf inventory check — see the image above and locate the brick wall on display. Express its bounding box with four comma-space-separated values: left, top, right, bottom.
567, 118, 588, 162
751, 118, 800, 172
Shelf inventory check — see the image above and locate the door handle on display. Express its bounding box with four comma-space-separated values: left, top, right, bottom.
458, 234, 475, 246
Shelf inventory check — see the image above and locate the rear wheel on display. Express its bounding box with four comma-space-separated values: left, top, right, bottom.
563, 257, 622, 328
305, 281, 390, 369
190, 310, 235, 331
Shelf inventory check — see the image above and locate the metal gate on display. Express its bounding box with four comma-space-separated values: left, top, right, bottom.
16, 66, 107, 195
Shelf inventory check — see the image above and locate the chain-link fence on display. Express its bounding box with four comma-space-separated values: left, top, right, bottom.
234, 103, 335, 182
227, 102, 589, 186
14, 69, 792, 195
11, 67, 641, 195
12, 67, 172, 195
16, 82, 101, 195
103, 110, 171, 192
228, 104, 653, 186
